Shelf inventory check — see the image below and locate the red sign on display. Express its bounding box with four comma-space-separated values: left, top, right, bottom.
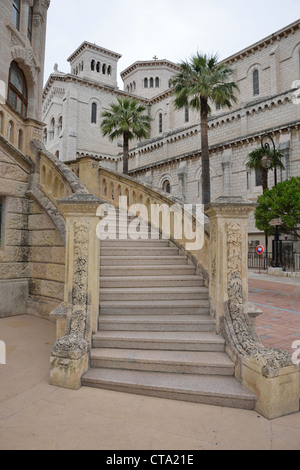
256, 245, 264, 255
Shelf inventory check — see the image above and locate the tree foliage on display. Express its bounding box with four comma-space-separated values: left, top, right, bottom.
101, 98, 152, 174
255, 177, 300, 239
246, 147, 284, 193
170, 52, 238, 205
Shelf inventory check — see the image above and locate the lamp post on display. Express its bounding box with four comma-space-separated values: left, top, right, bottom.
261, 133, 280, 268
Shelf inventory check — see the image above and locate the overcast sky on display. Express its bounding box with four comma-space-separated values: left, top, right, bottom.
44, 0, 299, 88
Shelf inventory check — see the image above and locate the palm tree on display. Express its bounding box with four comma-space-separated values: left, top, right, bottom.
101, 98, 152, 175
246, 147, 284, 254
170, 53, 239, 205
246, 147, 284, 193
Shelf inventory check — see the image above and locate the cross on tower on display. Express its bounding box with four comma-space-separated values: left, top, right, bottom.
153, 55, 158, 61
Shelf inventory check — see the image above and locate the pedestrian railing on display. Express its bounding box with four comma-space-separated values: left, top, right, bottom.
248, 250, 300, 271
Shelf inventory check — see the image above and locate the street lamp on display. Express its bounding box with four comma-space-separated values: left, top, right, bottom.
261, 133, 280, 268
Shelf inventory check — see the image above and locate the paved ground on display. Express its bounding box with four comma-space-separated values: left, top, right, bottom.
0, 272, 299, 450
248, 271, 300, 353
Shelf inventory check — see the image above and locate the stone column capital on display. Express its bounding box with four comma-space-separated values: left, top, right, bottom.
205, 196, 257, 218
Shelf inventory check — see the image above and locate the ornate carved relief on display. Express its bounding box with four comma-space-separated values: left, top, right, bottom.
225, 222, 292, 373
51, 220, 91, 360
72, 221, 89, 307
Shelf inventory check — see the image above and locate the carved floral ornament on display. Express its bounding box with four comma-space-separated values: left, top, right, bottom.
225, 222, 292, 373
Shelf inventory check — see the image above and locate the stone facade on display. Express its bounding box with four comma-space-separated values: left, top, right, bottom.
42, 19, 300, 245
0, 0, 90, 320
0, 0, 50, 122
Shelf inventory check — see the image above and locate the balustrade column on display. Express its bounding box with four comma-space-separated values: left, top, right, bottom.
206, 196, 299, 419
49, 194, 102, 390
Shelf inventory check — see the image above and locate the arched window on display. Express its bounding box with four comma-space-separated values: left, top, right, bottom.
27, 6, 33, 42
144, 78, 148, 88
91, 102, 97, 124
253, 69, 259, 96
159, 113, 163, 133
17, 129, 23, 150
50, 118, 55, 140
96, 62, 100, 73
185, 107, 189, 123
107, 65, 112, 76
58, 116, 63, 134
150, 77, 154, 88
155, 77, 159, 88
12, 0, 20, 30
0, 111, 4, 135
133, 81, 136, 91
102, 64, 107, 74
7, 121, 14, 143
8, 61, 28, 118
91, 60, 95, 71
162, 180, 171, 194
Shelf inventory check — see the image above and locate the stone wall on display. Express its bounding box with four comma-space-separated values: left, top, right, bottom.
26, 199, 65, 319
0, 137, 30, 317
0, 135, 66, 320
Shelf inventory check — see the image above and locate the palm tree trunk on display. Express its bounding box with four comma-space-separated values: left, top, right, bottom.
200, 98, 210, 206
262, 168, 268, 193
123, 132, 129, 175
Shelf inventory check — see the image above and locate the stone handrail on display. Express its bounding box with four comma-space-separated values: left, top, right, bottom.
32, 141, 89, 208
97, 166, 210, 284
0, 104, 43, 157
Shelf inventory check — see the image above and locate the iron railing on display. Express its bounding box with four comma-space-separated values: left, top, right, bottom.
248, 250, 300, 271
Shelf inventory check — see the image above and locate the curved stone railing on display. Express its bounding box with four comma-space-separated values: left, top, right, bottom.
97, 166, 210, 284
33, 141, 89, 207
27, 141, 90, 243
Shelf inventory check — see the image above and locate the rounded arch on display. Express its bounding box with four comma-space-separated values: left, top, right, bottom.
10, 46, 38, 118
7, 61, 28, 118
158, 173, 174, 188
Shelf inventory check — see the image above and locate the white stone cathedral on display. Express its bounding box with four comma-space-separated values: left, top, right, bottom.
42, 20, 300, 246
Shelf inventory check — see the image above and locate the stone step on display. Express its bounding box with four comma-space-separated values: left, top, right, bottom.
98, 314, 215, 332
99, 286, 208, 301
82, 368, 256, 410
92, 331, 225, 352
89, 348, 235, 376
100, 256, 187, 266
100, 275, 203, 288
101, 239, 170, 247
100, 247, 179, 257
99, 299, 210, 315
100, 265, 196, 277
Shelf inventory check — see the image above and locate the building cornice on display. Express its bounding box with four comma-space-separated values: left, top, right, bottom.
128, 119, 299, 175
121, 60, 181, 79
42, 73, 149, 104
67, 41, 122, 63
224, 19, 300, 65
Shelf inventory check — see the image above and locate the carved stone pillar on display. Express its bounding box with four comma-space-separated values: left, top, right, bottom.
206, 196, 299, 419
49, 194, 102, 390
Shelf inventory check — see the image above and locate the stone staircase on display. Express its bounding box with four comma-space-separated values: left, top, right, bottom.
82, 212, 256, 410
